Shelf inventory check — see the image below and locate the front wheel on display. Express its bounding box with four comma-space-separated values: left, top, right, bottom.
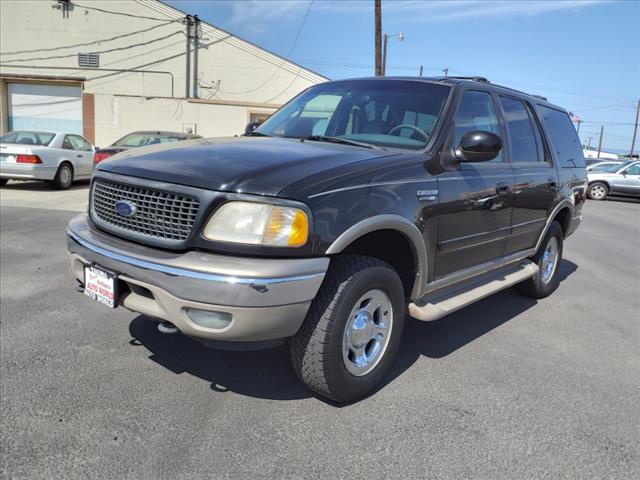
587, 182, 608, 200
290, 255, 406, 403
517, 221, 563, 299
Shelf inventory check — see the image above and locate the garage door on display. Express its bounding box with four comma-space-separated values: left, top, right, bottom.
7, 83, 82, 134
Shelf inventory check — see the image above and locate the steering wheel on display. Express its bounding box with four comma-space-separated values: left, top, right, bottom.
388, 124, 429, 142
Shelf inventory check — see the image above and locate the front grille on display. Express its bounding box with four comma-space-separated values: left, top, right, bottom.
91, 179, 200, 243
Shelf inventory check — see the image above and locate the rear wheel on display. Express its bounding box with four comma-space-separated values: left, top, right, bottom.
587, 182, 608, 200
290, 255, 406, 403
517, 221, 563, 299
50, 163, 73, 190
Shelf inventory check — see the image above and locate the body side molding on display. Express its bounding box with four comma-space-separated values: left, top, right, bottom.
326, 214, 428, 300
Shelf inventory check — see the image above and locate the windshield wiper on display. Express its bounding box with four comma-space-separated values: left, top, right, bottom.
244, 131, 271, 137
303, 135, 375, 149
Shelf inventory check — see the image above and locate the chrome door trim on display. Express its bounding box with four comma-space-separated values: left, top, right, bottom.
424, 247, 536, 294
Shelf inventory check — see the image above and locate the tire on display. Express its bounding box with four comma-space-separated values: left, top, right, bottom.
290, 254, 406, 403
587, 182, 608, 200
517, 221, 563, 299
50, 163, 73, 190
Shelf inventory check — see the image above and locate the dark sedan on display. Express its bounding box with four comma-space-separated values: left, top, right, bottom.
93, 131, 202, 164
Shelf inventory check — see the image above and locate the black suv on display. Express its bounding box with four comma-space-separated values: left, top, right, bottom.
67, 77, 587, 402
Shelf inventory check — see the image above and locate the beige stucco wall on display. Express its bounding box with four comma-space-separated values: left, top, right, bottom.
0, 0, 326, 105
93, 94, 276, 147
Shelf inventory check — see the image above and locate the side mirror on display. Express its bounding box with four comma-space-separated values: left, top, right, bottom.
244, 121, 262, 135
457, 130, 502, 162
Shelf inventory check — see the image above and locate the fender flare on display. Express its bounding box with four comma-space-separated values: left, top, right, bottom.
326, 214, 428, 299
535, 200, 574, 252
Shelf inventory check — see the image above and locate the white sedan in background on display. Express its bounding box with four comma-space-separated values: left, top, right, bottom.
0, 130, 94, 189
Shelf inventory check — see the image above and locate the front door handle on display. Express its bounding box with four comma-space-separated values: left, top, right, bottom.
76, 154, 83, 158
496, 182, 511, 195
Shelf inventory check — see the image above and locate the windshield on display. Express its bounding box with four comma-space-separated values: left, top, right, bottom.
255, 80, 451, 150
0, 131, 55, 146
589, 163, 623, 172
113, 133, 184, 147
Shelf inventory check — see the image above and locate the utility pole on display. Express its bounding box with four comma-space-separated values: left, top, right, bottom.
374, 0, 382, 76
597, 125, 604, 158
184, 14, 192, 98
382, 34, 388, 76
576, 120, 581, 134
586, 137, 592, 148
443, 67, 448, 77
631, 98, 639, 158
419, 65, 423, 77
192, 15, 200, 98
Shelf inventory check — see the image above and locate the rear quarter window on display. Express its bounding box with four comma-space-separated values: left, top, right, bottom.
538, 106, 585, 168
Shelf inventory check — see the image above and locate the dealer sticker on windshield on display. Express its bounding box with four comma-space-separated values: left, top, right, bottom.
84, 265, 117, 308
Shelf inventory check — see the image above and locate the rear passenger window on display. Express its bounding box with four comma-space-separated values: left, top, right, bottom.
539, 106, 585, 168
499, 97, 544, 163
454, 90, 503, 162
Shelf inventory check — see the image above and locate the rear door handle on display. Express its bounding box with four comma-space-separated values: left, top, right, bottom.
76, 154, 83, 158
496, 182, 511, 195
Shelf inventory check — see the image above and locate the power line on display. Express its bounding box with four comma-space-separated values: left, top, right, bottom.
218, 0, 314, 96
0, 20, 174, 56
573, 102, 635, 112
0, 31, 183, 64
70, 1, 178, 22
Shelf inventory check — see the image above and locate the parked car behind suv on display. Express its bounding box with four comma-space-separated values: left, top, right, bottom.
67, 77, 587, 402
93, 130, 202, 164
1, 130, 94, 189
586, 161, 640, 200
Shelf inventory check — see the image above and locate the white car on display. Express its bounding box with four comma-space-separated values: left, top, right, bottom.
0, 130, 94, 189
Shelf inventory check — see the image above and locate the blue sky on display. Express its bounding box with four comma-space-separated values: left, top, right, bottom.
166, 0, 640, 153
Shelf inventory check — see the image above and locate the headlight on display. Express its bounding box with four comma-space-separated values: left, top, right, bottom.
203, 201, 309, 247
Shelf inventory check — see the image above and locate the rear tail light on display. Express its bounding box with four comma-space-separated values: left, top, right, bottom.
93, 152, 113, 164
16, 154, 42, 164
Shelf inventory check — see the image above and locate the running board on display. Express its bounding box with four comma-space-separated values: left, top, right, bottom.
408, 260, 539, 322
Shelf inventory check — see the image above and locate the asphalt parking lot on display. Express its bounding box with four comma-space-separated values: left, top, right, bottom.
1, 182, 639, 479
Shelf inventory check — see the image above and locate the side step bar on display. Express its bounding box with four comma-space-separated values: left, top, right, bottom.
408, 260, 539, 322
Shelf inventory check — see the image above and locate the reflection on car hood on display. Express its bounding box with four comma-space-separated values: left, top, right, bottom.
96, 136, 394, 197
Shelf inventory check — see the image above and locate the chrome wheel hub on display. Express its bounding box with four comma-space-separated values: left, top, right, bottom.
590, 185, 606, 199
60, 167, 71, 185
342, 289, 393, 376
540, 236, 559, 284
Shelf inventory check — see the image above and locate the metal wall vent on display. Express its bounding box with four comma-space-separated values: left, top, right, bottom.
78, 53, 100, 68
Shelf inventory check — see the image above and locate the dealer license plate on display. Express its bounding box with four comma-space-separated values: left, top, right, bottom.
84, 265, 118, 308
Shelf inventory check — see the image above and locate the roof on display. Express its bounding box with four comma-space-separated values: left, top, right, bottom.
327, 76, 564, 110
150, 0, 329, 82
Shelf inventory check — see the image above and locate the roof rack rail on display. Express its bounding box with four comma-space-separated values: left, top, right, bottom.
532, 94, 548, 101
448, 76, 490, 83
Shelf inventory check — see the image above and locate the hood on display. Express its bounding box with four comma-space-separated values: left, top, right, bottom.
96, 136, 393, 196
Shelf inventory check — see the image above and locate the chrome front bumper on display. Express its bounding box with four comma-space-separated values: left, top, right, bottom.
66, 214, 329, 342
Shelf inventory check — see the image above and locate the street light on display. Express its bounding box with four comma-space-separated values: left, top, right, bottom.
382, 32, 404, 76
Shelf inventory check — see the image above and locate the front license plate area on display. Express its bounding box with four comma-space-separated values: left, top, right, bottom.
84, 265, 118, 308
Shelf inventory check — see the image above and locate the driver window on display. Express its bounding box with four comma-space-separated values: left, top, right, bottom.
624, 164, 640, 175
454, 90, 503, 163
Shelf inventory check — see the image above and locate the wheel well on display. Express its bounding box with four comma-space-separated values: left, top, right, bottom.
340, 229, 416, 298
552, 207, 571, 238
58, 161, 74, 173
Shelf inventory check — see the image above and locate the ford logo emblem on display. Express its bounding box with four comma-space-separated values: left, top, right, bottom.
114, 200, 137, 217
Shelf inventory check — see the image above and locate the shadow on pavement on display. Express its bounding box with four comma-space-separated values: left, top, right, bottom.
128, 259, 578, 403
2, 179, 90, 191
